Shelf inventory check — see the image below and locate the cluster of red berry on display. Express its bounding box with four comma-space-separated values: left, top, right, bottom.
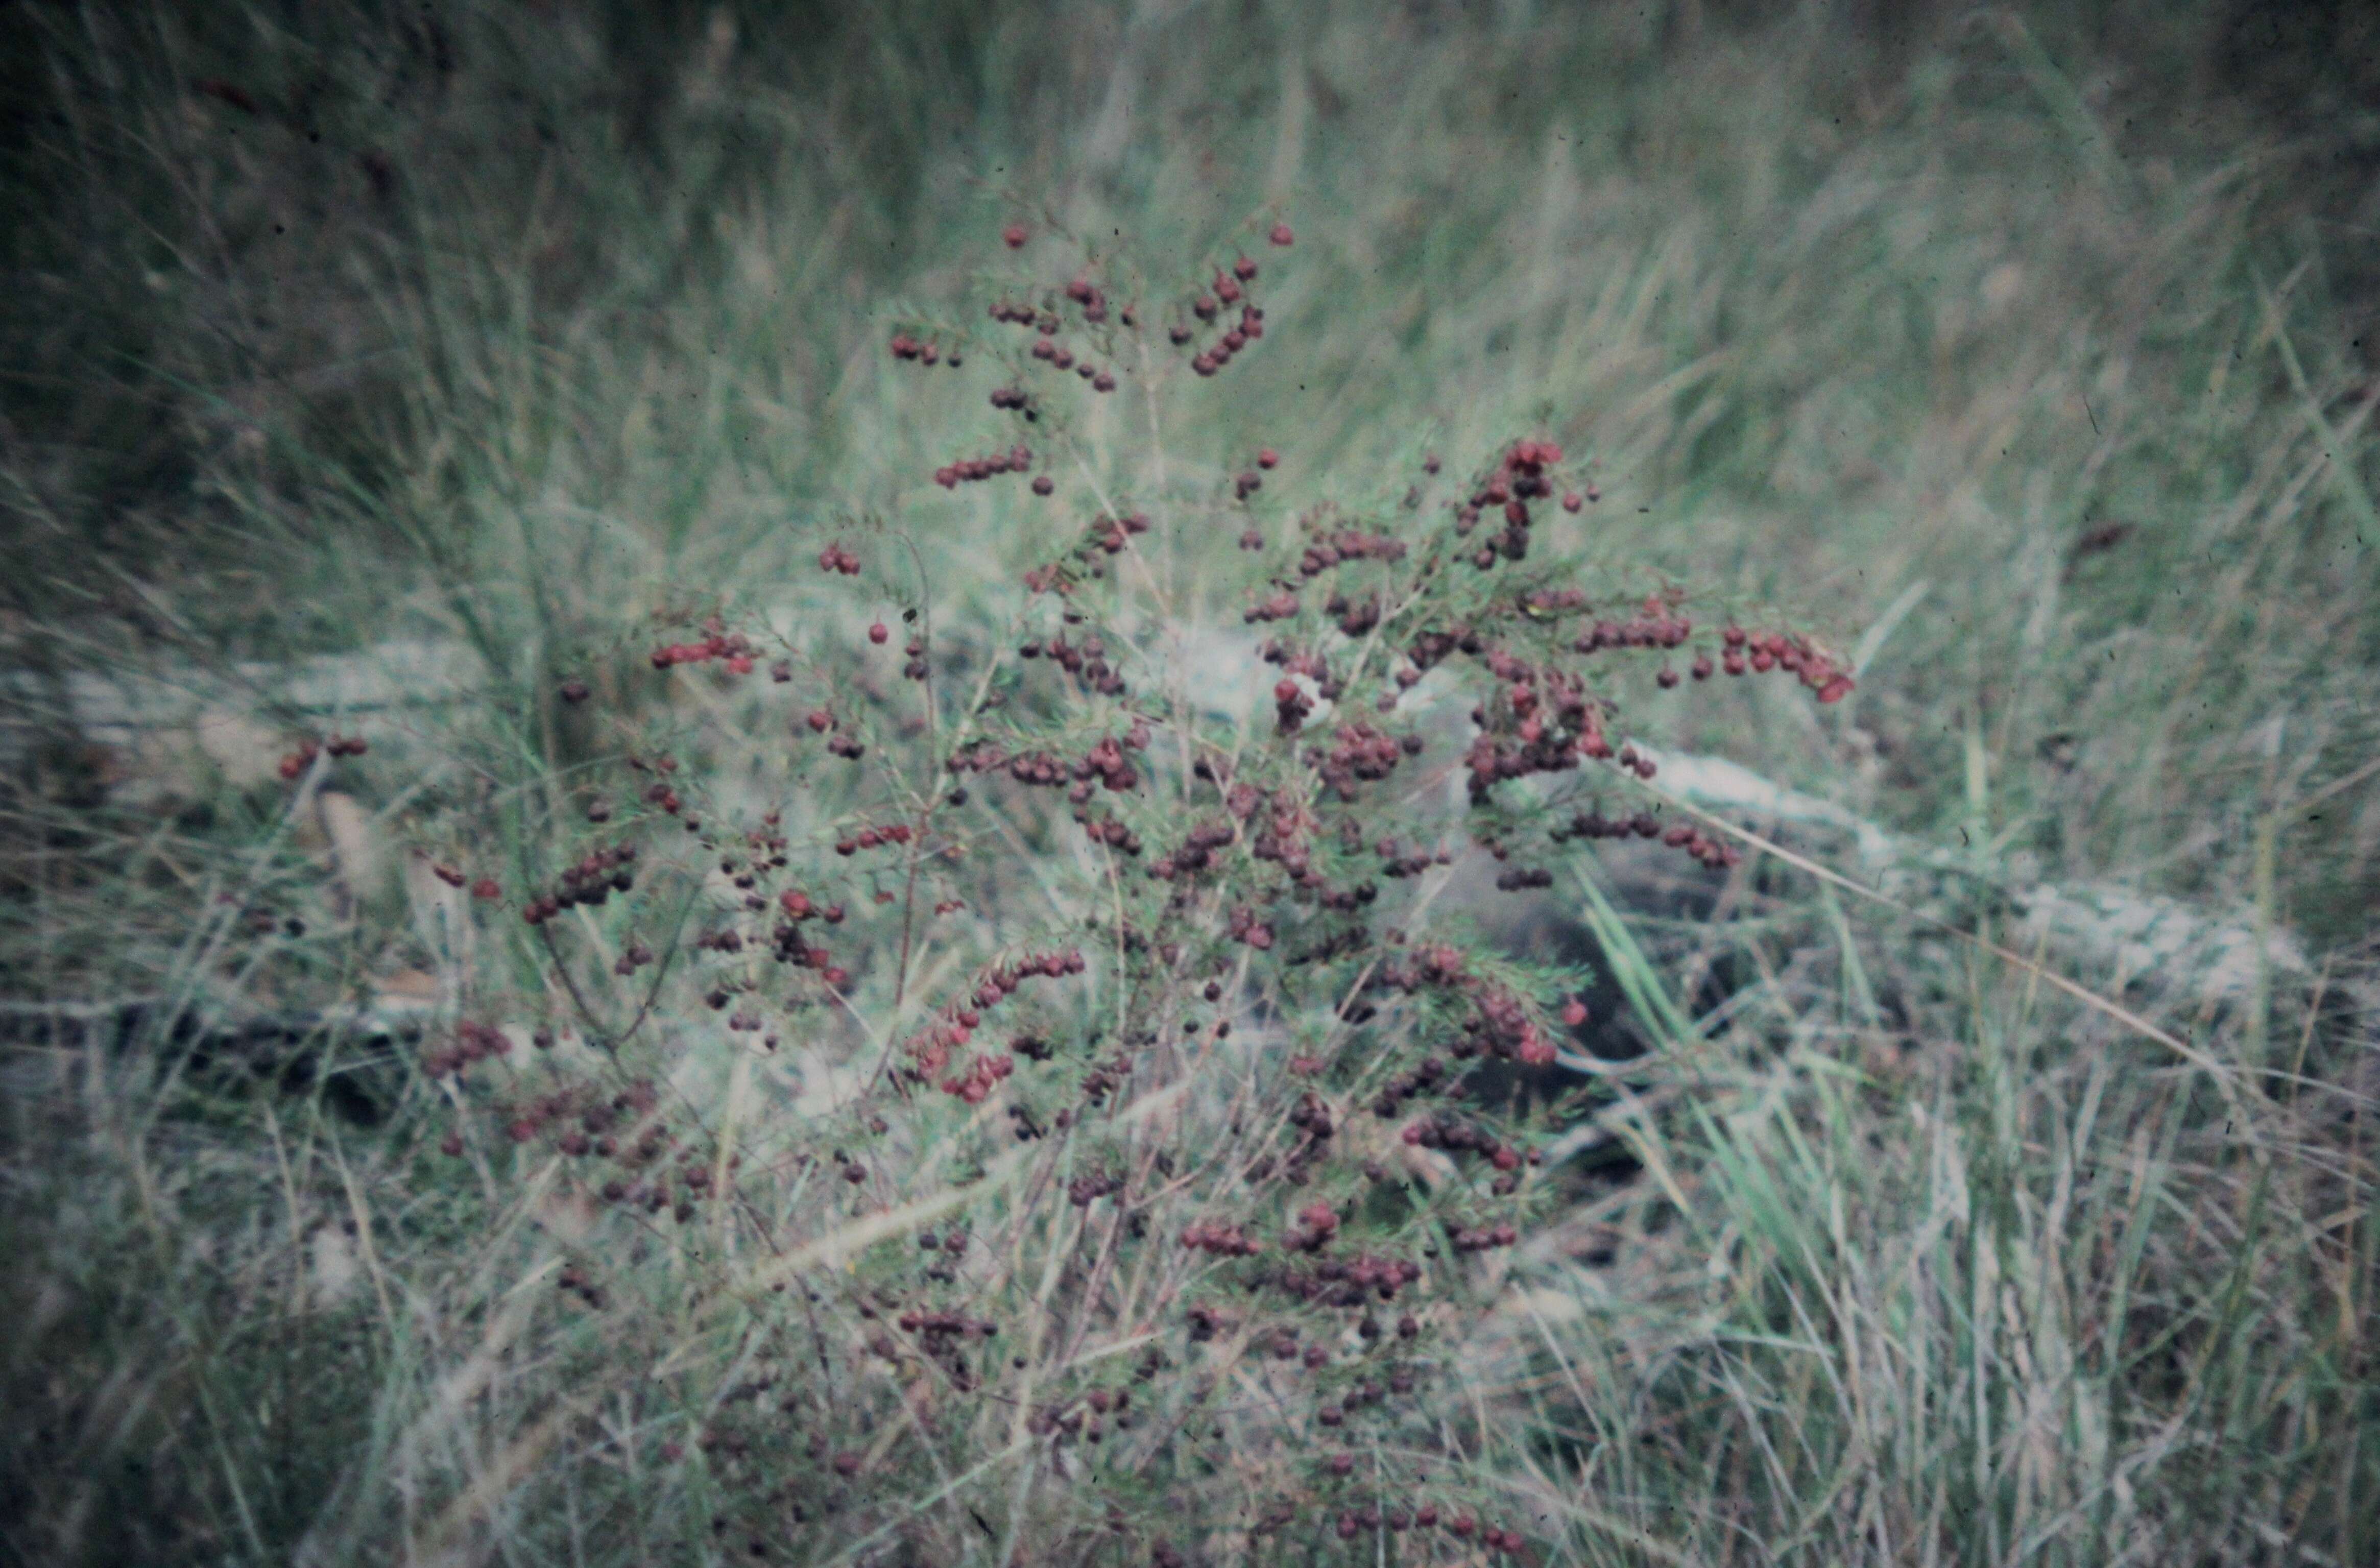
519, 843, 636, 926
1451, 438, 1569, 569
1718, 624, 1856, 702
1026, 330, 1117, 393
1287, 1198, 1342, 1249
1448, 1222, 1521, 1254
1075, 808, 1144, 856
945, 725, 1148, 800
1065, 1168, 1124, 1207
431, 862, 505, 901
1223, 902, 1278, 951
1376, 944, 1560, 1067
1143, 819, 1237, 883
650, 627, 759, 673
1176, 238, 1285, 377
1363, 1054, 1450, 1118
1293, 524, 1407, 584
1081, 508, 1151, 556
771, 887, 846, 923
1309, 721, 1421, 802
1283, 1251, 1425, 1305
520, 1092, 730, 1227
899, 949, 1086, 1095
422, 1019, 511, 1081
1244, 588, 1300, 624
764, 901, 850, 988
1267, 670, 1325, 736
1010, 623, 1130, 695
831, 819, 914, 856
1458, 657, 1612, 802
276, 732, 367, 779
1399, 1113, 1526, 1172
1330, 1507, 1531, 1558
553, 1264, 607, 1310
799, 706, 864, 760
1552, 807, 1745, 871
943, 1051, 1016, 1104
932, 444, 1034, 490
1284, 1090, 1336, 1142
885, 330, 959, 369
1375, 839, 1453, 879
1571, 597, 1691, 656
1183, 1301, 1237, 1342
1022, 1383, 1139, 1443
893, 1305, 995, 1341
1179, 1219, 1263, 1257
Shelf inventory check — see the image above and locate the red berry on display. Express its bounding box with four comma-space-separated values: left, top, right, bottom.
869, 621, 889, 644
1561, 492, 1582, 512
1031, 475, 1055, 496
1269, 222, 1294, 246
1561, 999, 1588, 1027
471, 878, 501, 901
1256, 447, 1279, 469
1002, 223, 1027, 248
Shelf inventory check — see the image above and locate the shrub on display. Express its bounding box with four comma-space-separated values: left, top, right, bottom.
402, 211, 1850, 1565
